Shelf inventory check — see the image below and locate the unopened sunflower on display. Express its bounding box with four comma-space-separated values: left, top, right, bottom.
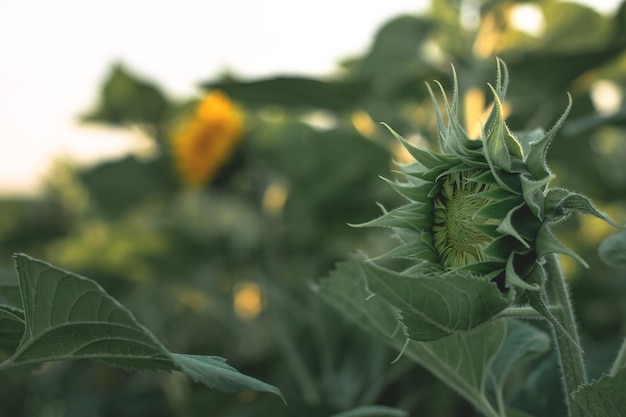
355, 60, 618, 340
171, 91, 244, 187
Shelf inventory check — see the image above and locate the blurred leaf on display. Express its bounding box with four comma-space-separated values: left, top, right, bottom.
508, 355, 567, 417
348, 15, 438, 97
361, 261, 510, 341
328, 405, 407, 417
489, 320, 550, 390
0, 305, 24, 354
82, 64, 169, 126
203, 76, 370, 112
262, 124, 396, 247
572, 368, 626, 417
617, 0, 626, 38
599, 231, 626, 269
0, 254, 283, 401
564, 108, 626, 135
0, 268, 21, 308
538, 2, 611, 53
318, 260, 506, 417
80, 155, 175, 218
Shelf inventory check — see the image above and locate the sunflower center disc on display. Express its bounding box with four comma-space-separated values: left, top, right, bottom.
432, 171, 498, 269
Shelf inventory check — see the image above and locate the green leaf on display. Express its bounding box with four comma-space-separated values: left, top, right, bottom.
0, 271, 21, 309
572, 368, 626, 417
348, 15, 438, 98
318, 260, 506, 417
169, 354, 283, 397
360, 261, 510, 341
328, 405, 408, 417
82, 63, 169, 126
203, 76, 369, 112
489, 320, 550, 390
80, 155, 175, 218
0, 254, 283, 401
545, 187, 620, 227
0, 305, 24, 354
599, 231, 626, 269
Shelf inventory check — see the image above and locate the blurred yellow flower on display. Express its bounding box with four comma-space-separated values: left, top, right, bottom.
172, 91, 244, 186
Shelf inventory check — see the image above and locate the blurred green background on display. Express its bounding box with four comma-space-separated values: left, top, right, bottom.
1, 1, 626, 416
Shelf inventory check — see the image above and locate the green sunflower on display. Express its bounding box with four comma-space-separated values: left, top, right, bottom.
354, 60, 618, 341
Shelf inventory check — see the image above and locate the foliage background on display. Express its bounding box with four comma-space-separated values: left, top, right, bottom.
1, 1, 626, 416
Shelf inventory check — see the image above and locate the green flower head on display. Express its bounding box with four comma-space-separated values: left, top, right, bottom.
360, 59, 618, 295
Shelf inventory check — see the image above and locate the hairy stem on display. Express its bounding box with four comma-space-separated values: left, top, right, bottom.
544, 254, 587, 417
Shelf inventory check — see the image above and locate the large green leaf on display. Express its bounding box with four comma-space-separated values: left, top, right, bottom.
318, 260, 506, 417
360, 261, 510, 341
572, 368, 626, 417
0, 254, 283, 401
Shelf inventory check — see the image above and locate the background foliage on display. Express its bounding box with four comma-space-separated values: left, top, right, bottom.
1, 1, 626, 416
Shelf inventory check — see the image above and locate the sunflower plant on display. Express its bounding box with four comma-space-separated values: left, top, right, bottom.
319, 60, 625, 417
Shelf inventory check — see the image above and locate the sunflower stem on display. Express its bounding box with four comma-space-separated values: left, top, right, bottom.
544, 254, 587, 417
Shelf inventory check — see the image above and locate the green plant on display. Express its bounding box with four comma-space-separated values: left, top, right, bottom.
0, 254, 283, 402
2, 2, 626, 416
318, 61, 626, 417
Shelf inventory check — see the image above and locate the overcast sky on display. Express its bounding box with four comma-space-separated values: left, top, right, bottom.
0, 0, 621, 195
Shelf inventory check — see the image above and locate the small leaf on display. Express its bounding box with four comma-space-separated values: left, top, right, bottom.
328, 405, 408, 417
170, 354, 283, 396
572, 368, 626, 417
599, 231, 626, 269
545, 187, 620, 227
0, 254, 283, 401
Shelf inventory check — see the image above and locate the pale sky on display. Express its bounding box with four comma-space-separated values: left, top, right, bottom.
0, 0, 621, 195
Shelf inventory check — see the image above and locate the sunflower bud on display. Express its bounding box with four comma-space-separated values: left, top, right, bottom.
353, 60, 618, 340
